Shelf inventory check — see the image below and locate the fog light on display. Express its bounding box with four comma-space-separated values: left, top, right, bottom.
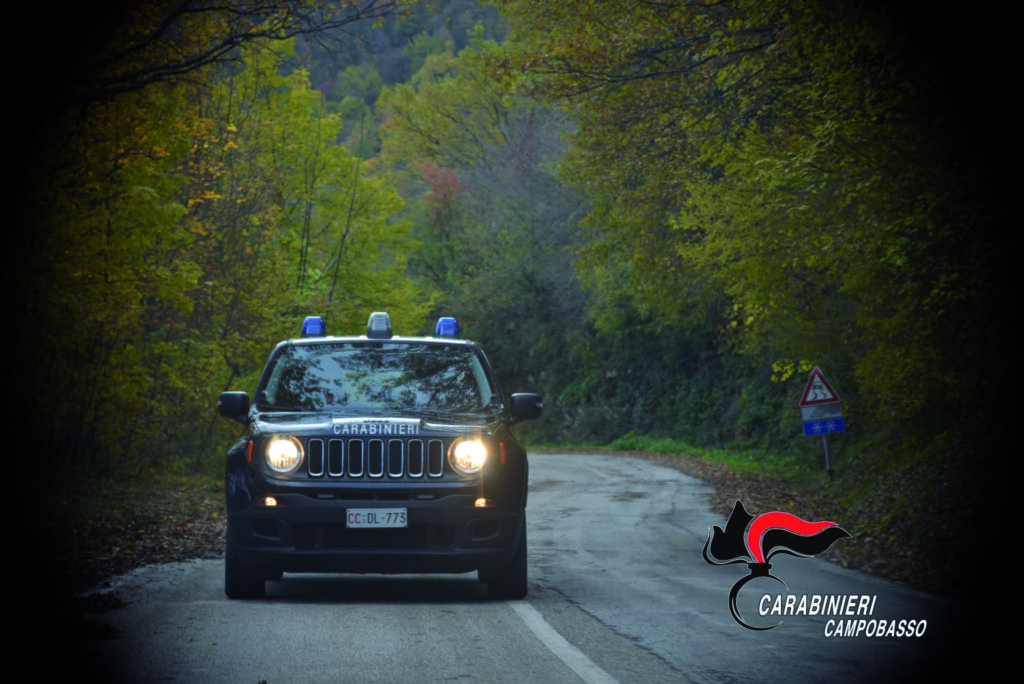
264, 496, 278, 507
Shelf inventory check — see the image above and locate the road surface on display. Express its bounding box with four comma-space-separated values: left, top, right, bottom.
75, 452, 982, 682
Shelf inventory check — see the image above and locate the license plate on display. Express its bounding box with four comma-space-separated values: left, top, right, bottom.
346, 508, 407, 529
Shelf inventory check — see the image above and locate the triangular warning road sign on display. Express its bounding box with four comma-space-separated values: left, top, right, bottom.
800, 367, 841, 406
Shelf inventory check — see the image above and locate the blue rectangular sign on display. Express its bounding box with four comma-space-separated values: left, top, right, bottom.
803, 418, 846, 436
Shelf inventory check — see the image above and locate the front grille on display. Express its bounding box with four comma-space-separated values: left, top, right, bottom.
306, 438, 446, 479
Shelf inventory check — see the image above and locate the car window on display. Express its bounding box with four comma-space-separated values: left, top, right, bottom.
259, 342, 494, 413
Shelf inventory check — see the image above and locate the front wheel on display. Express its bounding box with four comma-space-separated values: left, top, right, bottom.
482, 523, 527, 600
225, 526, 266, 600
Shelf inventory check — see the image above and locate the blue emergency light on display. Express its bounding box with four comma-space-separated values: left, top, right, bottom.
301, 316, 326, 337
435, 317, 460, 337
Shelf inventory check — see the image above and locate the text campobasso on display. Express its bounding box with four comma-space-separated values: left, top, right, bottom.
758, 593, 927, 638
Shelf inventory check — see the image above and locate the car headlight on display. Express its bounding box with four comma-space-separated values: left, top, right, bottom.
265, 435, 304, 474
449, 438, 488, 475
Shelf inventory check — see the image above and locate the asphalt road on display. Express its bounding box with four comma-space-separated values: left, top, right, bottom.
76, 453, 984, 682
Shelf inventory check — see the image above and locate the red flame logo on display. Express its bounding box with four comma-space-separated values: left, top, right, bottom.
745, 511, 841, 563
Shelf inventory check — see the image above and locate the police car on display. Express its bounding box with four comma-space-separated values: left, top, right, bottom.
217, 312, 542, 599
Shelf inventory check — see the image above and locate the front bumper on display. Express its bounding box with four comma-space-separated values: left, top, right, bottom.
229, 492, 523, 575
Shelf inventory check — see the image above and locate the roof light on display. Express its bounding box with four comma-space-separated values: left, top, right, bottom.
367, 311, 393, 339
435, 317, 460, 337
301, 316, 326, 337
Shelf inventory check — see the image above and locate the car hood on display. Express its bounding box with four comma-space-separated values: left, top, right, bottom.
251, 412, 498, 437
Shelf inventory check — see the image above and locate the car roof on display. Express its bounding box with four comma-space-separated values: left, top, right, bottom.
278, 334, 479, 348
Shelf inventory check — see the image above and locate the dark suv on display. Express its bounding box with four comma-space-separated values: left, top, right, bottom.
217, 312, 542, 599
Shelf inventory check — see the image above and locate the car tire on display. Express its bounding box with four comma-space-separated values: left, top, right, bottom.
483, 523, 527, 600
225, 526, 266, 600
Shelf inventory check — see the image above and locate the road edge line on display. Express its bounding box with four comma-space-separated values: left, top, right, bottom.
511, 601, 619, 684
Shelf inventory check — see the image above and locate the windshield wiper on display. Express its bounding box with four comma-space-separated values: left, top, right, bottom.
255, 402, 298, 412
468, 397, 504, 415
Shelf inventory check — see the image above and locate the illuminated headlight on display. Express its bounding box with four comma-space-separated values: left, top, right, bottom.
449, 438, 488, 475
265, 435, 304, 474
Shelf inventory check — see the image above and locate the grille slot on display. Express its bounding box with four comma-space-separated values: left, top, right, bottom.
328, 439, 343, 476
388, 439, 403, 477
368, 439, 384, 478
308, 439, 325, 477
306, 438, 447, 479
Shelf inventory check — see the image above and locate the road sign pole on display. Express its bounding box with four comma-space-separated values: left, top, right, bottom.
823, 435, 833, 478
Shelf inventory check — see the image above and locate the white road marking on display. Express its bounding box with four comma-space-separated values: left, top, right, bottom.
511, 602, 619, 684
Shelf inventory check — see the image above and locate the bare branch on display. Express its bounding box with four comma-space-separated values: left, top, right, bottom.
60, 0, 413, 108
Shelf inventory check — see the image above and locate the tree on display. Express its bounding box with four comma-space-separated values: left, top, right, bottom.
377, 37, 588, 426
495, 0, 1001, 434
179, 42, 431, 465
21, 36, 431, 473
52, 1, 419, 108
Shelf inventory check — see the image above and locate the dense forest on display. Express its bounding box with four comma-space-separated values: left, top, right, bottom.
19, 1, 1007, 578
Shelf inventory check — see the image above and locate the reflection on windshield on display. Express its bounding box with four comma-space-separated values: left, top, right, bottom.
258, 342, 494, 414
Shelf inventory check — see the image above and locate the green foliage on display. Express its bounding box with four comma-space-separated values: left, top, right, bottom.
404, 31, 451, 76
496, 0, 1000, 443
607, 433, 808, 477
377, 36, 588, 414
25, 0, 1002, 492
378, 36, 519, 176
375, 28, 815, 454
332, 63, 386, 107
26, 38, 431, 474
22, 1, 506, 477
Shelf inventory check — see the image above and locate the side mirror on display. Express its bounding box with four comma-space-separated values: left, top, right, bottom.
510, 393, 543, 422
218, 391, 250, 424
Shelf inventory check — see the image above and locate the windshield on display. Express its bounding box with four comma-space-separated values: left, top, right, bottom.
257, 342, 496, 414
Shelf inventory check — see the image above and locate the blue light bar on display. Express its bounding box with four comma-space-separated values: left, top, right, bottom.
366, 311, 393, 339
435, 317, 459, 337
301, 316, 326, 337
